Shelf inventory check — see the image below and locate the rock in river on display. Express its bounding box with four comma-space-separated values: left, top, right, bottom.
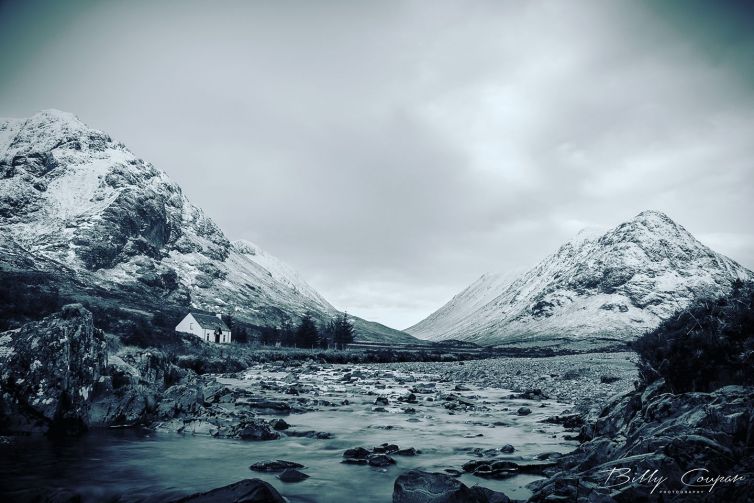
277, 468, 309, 483
367, 453, 396, 467
234, 419, 280, 441
516, 406, 532, 416
174, 478, 285, 502
343, 447, 371, 459
393, 470, 510, 503
249, 460, 304, 472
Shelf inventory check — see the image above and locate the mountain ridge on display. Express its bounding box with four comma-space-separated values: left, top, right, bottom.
407, 210, 752, 349
0, 109, 416, 343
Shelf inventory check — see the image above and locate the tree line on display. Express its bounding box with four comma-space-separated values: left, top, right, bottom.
226, 312, 355, 349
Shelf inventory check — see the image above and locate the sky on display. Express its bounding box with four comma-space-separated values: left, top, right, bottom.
1, 0, 753, 329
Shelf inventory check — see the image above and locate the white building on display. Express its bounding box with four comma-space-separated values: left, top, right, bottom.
175, 312, 232, 343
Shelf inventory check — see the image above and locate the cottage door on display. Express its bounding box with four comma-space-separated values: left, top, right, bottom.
215, 329, 221, 343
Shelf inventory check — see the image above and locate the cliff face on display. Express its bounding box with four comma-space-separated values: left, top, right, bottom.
408, 211, 752, 349
0, 304, 107, 435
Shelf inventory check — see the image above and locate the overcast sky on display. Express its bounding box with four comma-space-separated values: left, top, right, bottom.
1, 0, 753, 329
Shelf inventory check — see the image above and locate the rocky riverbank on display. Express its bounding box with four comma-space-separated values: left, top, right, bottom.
525, 379, 754, 502
5, 306, 749, 502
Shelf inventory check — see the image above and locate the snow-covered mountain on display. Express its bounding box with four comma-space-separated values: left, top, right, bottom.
407, 211, 752, 349
0, 110, 415, 343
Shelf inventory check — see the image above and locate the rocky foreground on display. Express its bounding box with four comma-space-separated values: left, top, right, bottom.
2, 306, 753, 502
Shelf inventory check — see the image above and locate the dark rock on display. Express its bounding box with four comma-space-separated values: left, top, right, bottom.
374, 396, 389, 406
156, 384, 204, 419
528, 383, 754, 502
269, 419, 290, 431
500, 444, 515, 454
367, 453, 396, 467
374, 443, 399, 454
174, 478, 285, 502
249, 460, 303, 472
516, 389, 548, 400
343, 447, 371, 459
235, 419, 280, 441
468, 486, 511, 503
516, 407, 532, 416
285, 430, 332, 439
471, 460, 520, 479
535, 452, 563, 461
235, 398, 291, 414
396, 447, 417, 456
398, 393, 418, 403
277, 468, 309, 483
600, 375, 621, 384
542, 414, 583, 429
0, 305, 107, 435
393, 470, 505, 503
341, 458, 368, 465
517, 462, 557, 474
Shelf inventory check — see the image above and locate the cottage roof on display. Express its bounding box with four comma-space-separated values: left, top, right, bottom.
191, 313, 230, 331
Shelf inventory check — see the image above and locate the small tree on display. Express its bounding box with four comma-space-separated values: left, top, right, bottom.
260, 326, 279, 346
319, 318, 336, 348
234, 325, 249, 344
280, 318, 295, 346
333, 312, 355, 349
295, 312, 319, 348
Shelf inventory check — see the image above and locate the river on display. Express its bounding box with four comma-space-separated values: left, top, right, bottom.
0, 362, 579, 502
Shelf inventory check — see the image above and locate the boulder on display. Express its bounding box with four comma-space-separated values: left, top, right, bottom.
393, 470, 507, 503
234, 419, 280, 441
368, 453, 396, 467
269, 418, 290, 431
155, 384, 204, 419
0, 305, 107, 435
343, 447, 371, 459
516, 407, 532, 416
249, 460, 304, 472
173, 478, 285, 502
277, 468, 309, 483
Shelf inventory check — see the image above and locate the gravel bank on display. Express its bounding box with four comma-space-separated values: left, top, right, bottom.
378, 352, 639, 417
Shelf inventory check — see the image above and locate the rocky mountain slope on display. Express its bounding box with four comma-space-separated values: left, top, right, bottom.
407, 211, 752, 349
0, 110, 415, 343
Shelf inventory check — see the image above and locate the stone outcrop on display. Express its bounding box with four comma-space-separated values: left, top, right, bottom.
0, 304, 107, 435
528, 380, 754, 502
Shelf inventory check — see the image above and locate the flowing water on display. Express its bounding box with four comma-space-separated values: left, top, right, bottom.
0, 362, 578, 502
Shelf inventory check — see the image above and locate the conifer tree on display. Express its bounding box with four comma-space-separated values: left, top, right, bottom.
333, 311, 355, 349
295, 312, 319, 348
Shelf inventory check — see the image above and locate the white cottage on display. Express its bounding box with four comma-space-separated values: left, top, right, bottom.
175, 312, 232, 344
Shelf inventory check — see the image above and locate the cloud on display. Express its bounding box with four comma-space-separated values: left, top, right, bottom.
1, 0, 752, 328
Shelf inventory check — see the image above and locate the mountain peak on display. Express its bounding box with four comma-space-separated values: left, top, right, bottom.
32, 109, 83, 124
632, 209, 676, 226
408, 211, 752, 348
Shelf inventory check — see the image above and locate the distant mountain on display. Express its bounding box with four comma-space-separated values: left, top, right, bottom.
0, 110, 416, 343
407, 211, 752, 349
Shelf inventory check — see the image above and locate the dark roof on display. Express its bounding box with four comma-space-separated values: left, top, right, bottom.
191, 313, 230, 331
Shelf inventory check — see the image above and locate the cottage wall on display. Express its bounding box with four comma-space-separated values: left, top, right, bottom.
174, 313, 232, 344
175, 314, 203, 338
